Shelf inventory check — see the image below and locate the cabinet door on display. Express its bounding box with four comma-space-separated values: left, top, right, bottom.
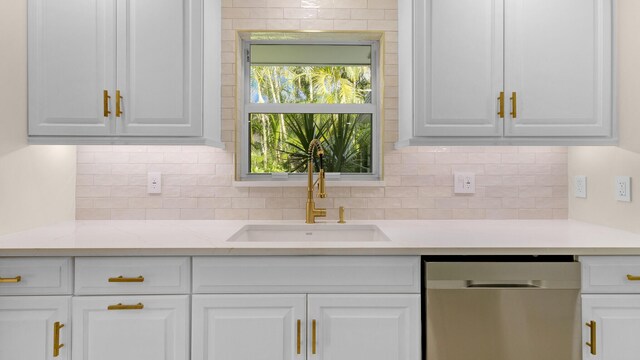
72, 295, 189, 360
115, 0, 203, 136
504, 0, 612, 137
28, 0, 115, 136
582, 295, 640, 360
307, 294, 420, 360
413, 0, 504, 137
192, 294, 306, 360
0, 296, 70, 360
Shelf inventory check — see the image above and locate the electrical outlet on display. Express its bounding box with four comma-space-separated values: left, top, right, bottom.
574, 175, 587, 198
454, 172, 475, 194
615, 176, 631, 202
147, 172, 162, 194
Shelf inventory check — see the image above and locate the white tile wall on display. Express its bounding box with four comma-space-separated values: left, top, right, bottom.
75, 0, 569, 221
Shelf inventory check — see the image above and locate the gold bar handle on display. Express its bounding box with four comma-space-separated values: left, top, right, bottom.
497, 91, 505, 118
108, 275, 144, 283
116, 90, 123, 117
107, 303, 144, 311
627, 274, 640, 281
586, 320, 596, 355
0, 275, 21, 283
312, 319, 317, 355
510, 91, 517, 119
53, 321, 64, 357
296, 319, 301, 354
103, 90, 111, 117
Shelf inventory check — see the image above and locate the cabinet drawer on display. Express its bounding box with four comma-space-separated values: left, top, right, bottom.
581, 256, 640, 293
75, 257, 190, 295
0, 257, 72, 295
193, 256, 420, 294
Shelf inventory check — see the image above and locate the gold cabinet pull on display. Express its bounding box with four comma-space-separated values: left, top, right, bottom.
585, 321, 596, 355
296, 319, 301, 354
103, 90, 111, 117
510, 91, 517, 119
53, 321, 64, 357
627, 274, 640, 281
116, 90, 124, 117
108, 275, 144, 283
497, 91, 505, 118
312, 319, 317, 355
107, 303, 144, 310
0, 275, 21, 283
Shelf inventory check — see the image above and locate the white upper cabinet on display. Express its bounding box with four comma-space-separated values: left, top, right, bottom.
398, 0, 615, 146
116, 0, 202, 136
28, 0, 114, 136
413, 0, 504, 137
28, 0, 223, 146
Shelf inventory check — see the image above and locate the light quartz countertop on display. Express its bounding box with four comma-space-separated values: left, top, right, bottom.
1, 220, 640, 256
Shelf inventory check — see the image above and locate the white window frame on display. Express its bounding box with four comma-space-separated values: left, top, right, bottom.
238, 38, 382, 182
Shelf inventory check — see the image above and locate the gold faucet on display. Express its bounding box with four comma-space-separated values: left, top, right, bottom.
306, 139, 327, 224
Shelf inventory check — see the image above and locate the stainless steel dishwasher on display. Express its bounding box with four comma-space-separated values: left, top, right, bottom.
425, 259, 581, 360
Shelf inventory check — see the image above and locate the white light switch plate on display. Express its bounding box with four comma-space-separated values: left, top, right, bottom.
574, 175, 587, 198
616, 176, 631, 202
454, 172, 475, 194
147, 172, 162, 194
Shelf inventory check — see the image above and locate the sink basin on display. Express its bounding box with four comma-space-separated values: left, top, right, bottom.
227, 224, 391, 242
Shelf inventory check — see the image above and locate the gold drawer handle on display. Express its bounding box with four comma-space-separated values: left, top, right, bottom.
510, 91, 517, 119
103, 90, 111, 117
627, 274, 640, 281
0, 275, 21, 283
108, 275, 144, 283
107, 303, 144, 311
53, 322, 64, 357
116, 90, 124, 117
585, 321, 596, 355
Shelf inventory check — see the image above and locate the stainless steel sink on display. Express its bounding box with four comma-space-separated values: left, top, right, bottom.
227, 224, 391, 242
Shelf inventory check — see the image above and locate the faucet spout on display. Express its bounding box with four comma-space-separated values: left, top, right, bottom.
306, 139, 327, 224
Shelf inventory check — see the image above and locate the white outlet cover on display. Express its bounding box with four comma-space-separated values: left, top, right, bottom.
616, 176, 631, 202
147, 172, 162, 194
454, 172, 475, 194
574, 175, 587, 198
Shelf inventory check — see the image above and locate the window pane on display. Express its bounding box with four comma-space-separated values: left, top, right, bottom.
250, 65, 372, 104
249, 113, 373, 174
251, 45, 371, 65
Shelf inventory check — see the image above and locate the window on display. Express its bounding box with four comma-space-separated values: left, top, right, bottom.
240, 39, 381, 181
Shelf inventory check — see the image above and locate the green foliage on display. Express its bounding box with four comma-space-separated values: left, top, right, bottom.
249, 64, 373, 174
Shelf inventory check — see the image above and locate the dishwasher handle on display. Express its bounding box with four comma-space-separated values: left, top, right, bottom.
466, 280, 541, 288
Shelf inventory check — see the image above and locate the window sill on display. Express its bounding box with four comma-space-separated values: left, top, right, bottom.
233, 180, 385, 188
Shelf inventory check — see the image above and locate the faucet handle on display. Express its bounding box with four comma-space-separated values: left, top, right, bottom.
338, 206, 346, 224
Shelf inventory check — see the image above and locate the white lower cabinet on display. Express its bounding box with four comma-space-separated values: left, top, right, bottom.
0, 296, 70, 360
308, 294, 420, 360
582, 295, 640, 359
192, 294, 306, 360
72, 295, 190, 360
192, 294, 420, 360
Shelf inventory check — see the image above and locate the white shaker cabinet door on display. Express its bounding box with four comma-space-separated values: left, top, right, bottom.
582, 295, 640, 360
413, 0, 504, 137
504, 0, 612, 137
0, 296, 70, 360
192, 294, 307, 360
115, 0, 203, 137
307, 294, 420, 360
72, 295, 189, 360
28, 0, 115, 136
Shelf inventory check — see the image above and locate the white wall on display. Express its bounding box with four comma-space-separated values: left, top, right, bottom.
0, 0, 76, 236
568, 0, 640, 233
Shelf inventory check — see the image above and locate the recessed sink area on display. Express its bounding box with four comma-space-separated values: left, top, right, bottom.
227, 224, 391, 243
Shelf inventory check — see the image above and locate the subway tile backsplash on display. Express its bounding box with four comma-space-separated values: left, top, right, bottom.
76, 145, 568, 221
75, 0, 568, 221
